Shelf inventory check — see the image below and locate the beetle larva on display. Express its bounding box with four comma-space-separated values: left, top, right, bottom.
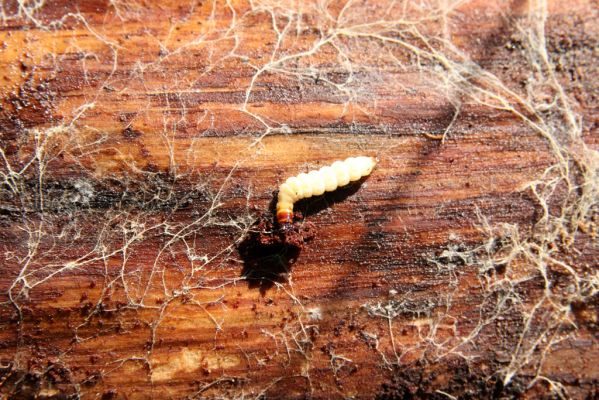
276, 156, 377, 227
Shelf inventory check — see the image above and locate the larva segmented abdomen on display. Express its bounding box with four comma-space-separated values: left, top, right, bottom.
276, 156, 377, 225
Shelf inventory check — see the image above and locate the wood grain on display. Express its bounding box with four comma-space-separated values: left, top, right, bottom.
0, 0, 597, 398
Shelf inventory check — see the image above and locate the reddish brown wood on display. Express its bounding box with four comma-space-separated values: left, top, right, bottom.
0, 0, 597, 398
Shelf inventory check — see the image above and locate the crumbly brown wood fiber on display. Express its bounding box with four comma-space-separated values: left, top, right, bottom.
0, 1, 597, 399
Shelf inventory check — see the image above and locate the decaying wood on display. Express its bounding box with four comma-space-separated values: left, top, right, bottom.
0, 0, 597, 398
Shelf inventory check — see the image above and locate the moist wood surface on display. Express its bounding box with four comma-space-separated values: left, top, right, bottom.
0, 1, 597, 399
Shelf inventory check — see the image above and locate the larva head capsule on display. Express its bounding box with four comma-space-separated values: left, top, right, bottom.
277, 210, 293, 225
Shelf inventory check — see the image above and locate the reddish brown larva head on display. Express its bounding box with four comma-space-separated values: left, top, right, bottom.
277, 210, 293, 225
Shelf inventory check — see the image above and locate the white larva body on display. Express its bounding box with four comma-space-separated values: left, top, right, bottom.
276, 156, 376, 225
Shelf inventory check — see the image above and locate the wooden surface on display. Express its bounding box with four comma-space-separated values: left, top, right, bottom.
0, 0, 597, 398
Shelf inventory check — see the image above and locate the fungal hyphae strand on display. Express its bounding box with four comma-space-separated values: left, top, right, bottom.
276, 156, 377, 228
